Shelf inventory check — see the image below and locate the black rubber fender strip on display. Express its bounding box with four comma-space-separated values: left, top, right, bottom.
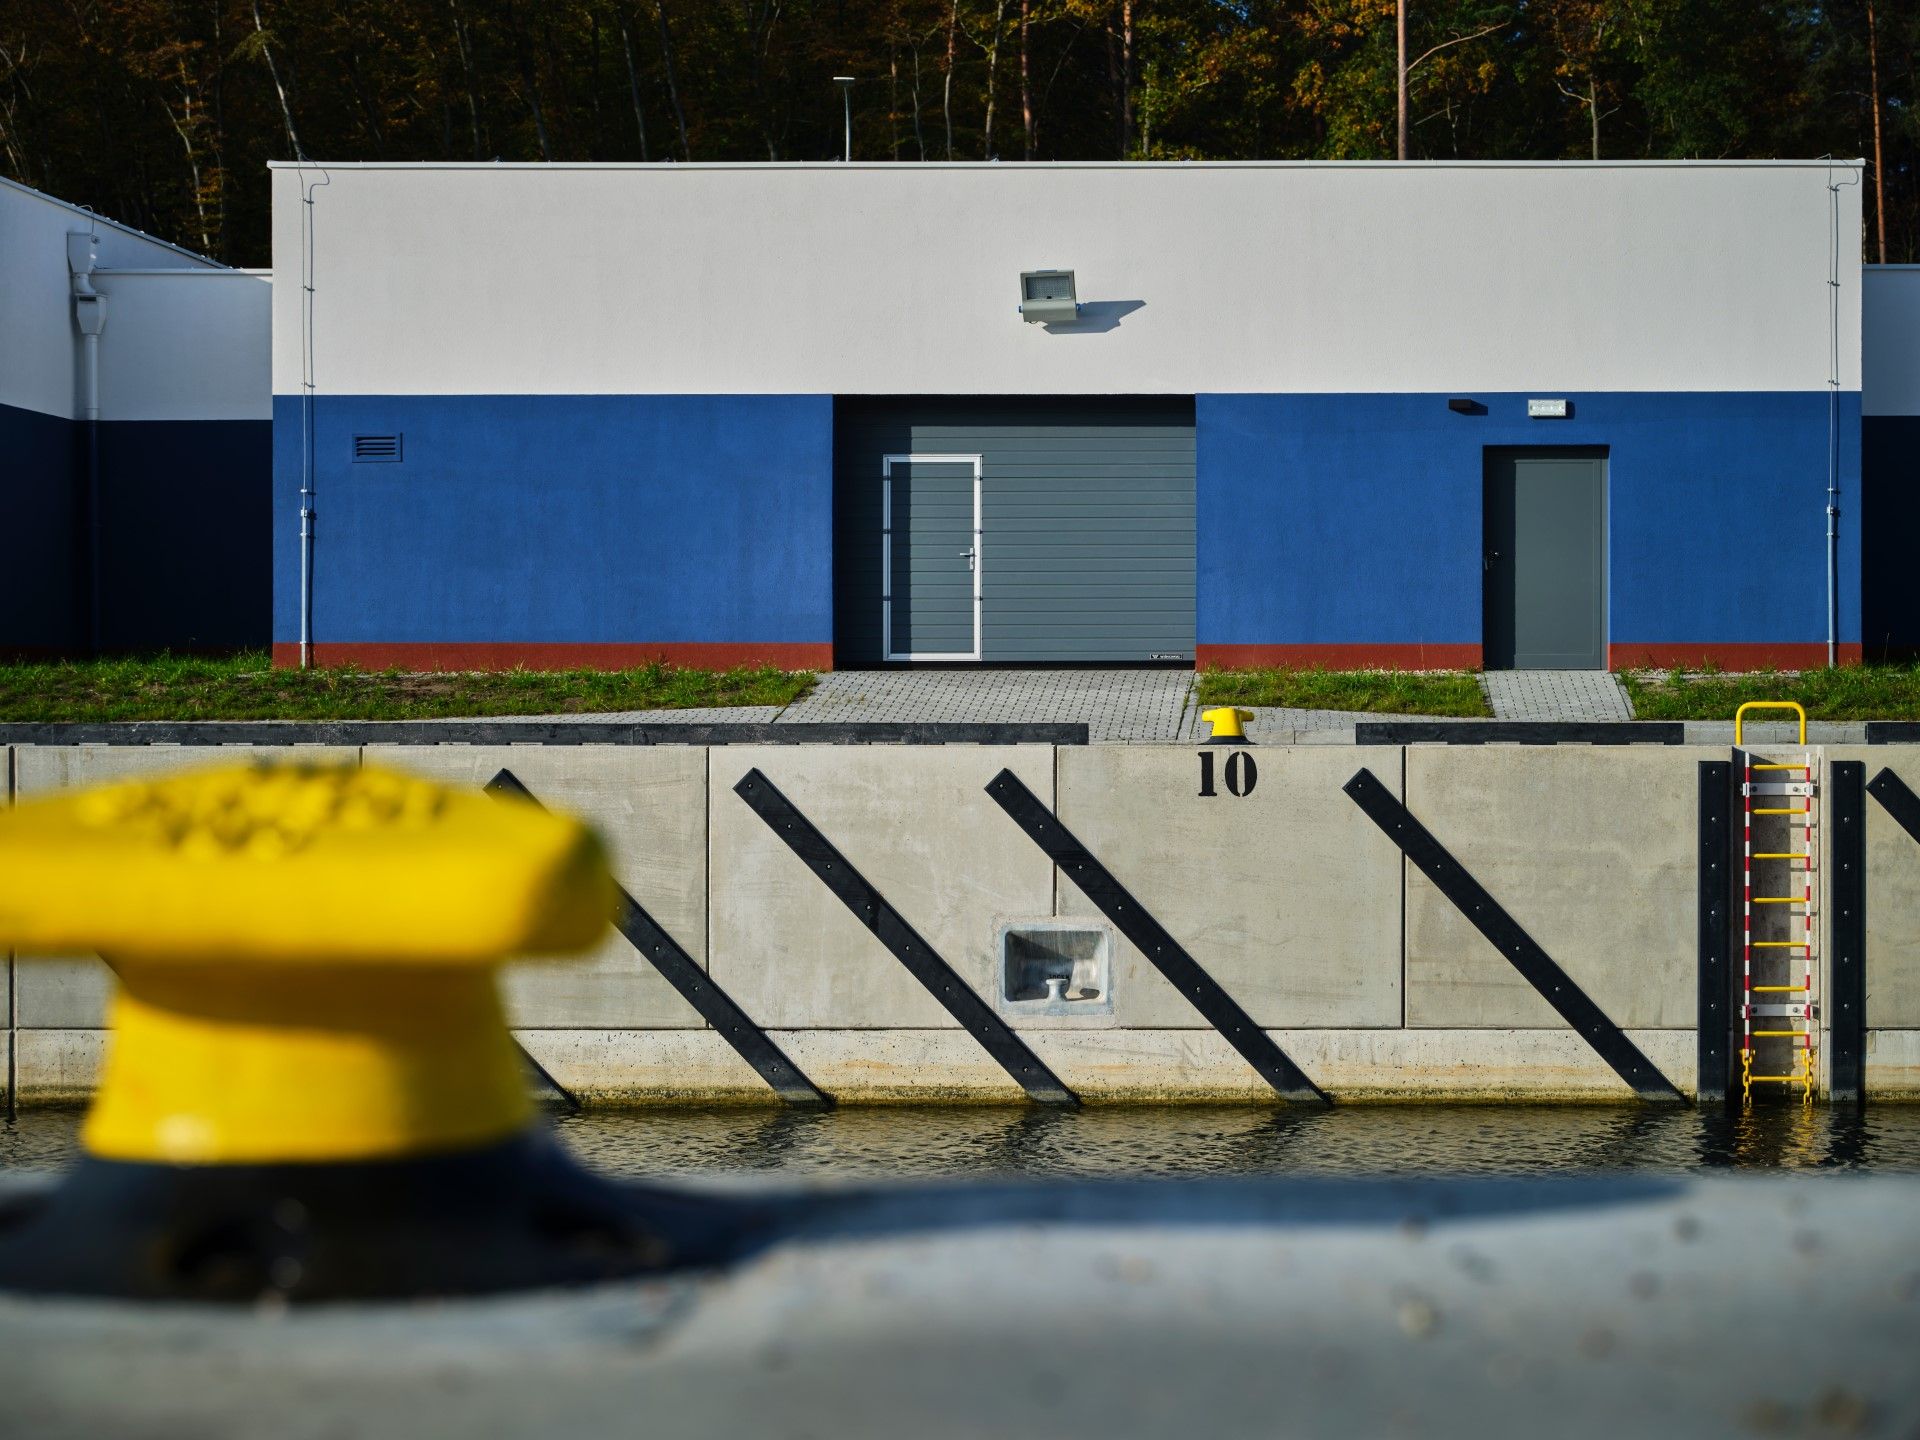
1344, 766, 1685, 1103
735, 766, 1077, 1106
488, 768, 830, 1108
984, 767, 1328, 1105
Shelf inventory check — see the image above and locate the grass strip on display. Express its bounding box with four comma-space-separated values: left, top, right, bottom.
0, 652, 815, 722
1620, 664, 1920, 722
1195, 667, 1491, 717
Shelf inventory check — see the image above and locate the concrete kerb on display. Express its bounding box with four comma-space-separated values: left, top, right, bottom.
510, 1027, 1700, 1104
11, 1030, 103, 1106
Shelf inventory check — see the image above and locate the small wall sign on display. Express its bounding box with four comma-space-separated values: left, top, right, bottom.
1527, 398, 1569, 418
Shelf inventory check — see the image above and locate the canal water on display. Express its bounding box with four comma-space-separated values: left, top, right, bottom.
6, 1103, 1919, 1180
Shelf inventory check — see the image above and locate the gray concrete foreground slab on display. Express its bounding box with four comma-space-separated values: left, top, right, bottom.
3, 1174, 1916, 1439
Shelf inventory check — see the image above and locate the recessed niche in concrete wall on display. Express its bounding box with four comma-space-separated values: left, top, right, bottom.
998, 920, 1112, 1017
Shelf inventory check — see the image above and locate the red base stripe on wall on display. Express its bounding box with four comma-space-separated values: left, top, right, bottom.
1196, 644, 1484, 671
1198, 642, 1865, 672
270, 642, 833, 672
1607, 643, 1863, 670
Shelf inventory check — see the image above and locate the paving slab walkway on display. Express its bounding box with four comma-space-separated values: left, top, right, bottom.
532, 670, 1198, 742
519, 667, 1666, 742
777, 669, 1197, 743
1482, 669, 1633, 722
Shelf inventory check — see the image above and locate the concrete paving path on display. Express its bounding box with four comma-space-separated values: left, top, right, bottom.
1482, 669, 1634, 722
530, 669, 1653, 742
546, 669, 1199, 742
778, 668, 1197, 742
535, 666, 1895, 743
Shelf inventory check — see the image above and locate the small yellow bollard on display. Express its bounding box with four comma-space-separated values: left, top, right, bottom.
1201, 706, 1255, 744
0, 761, 737, 1301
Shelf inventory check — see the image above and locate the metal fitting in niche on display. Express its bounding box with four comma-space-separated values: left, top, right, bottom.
997, 920, 1114, 1018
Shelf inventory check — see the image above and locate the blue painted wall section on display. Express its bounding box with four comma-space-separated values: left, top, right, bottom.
272, 394, 834, 651
0, 400, 268, 655
1197, 392, 1861, 659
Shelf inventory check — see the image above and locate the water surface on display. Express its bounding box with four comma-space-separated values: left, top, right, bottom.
8, 1103, 1918, 1180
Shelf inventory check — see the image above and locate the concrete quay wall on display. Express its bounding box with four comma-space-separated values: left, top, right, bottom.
6, 740, 1919, 1104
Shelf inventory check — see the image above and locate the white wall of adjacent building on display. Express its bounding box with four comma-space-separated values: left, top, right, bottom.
271, 159, 1861, 399
1865, 266, 1920, 417
0, 176, 269, 423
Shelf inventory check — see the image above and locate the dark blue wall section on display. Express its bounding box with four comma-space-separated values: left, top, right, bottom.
98, 420, 271, 651
1, 401, 267, 655
272, 394, 835, 653
0, 400, 80, 653
1197, 392, 1861, 662
1864, 416, 1920, 659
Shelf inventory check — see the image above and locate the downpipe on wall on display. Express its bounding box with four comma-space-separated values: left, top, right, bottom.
67, 231, 107, 657
1826, 159, 1861, 669
297, 168, 330, 670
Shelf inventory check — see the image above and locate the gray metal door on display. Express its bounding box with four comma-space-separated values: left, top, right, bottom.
884, 455, 981, 660
836, 399, 1196, 664
1483, 449, 1607, 670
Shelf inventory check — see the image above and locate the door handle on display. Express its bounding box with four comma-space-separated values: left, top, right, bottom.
1483, 550, 1501, 572
960, 547, 977, 571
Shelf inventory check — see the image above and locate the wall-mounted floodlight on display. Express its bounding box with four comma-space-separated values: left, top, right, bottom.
1020, 270, 1078, 324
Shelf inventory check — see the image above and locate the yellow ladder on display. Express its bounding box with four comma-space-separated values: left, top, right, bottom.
1736, 702, 1817, 1106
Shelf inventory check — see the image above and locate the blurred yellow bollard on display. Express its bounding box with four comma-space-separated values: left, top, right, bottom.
0, 760, 736, 1302
0, 761, 612, 1165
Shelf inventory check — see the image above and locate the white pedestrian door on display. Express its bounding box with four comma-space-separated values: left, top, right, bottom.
882, 454, 982, 661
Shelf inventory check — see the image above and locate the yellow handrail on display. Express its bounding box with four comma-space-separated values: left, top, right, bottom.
1735, 700, 1806, 745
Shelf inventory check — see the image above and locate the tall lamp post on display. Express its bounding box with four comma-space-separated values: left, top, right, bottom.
1396, 2, 1408, 160
834, 76, 855, 161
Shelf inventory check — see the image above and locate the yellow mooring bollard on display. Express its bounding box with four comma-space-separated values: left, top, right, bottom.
1200, 706, 1255, 744
0, 761, 747, 1302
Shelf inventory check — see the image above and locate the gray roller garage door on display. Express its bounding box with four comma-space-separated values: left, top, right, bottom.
834, 398, 1196, 664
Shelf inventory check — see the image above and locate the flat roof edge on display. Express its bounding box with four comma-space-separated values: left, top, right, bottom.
267, 158, 1867, 172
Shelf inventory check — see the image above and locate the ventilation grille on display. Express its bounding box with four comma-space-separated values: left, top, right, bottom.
352, 433, 402, 463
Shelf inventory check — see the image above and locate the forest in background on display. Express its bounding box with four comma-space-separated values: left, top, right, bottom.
0, 1, 1912, 268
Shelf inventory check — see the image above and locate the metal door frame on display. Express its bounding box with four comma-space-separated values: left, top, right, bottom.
1482, 446, 1609, 671
882, 452, 983, 662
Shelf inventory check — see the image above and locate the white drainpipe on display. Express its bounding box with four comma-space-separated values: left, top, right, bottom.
67, 231, 107, 655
